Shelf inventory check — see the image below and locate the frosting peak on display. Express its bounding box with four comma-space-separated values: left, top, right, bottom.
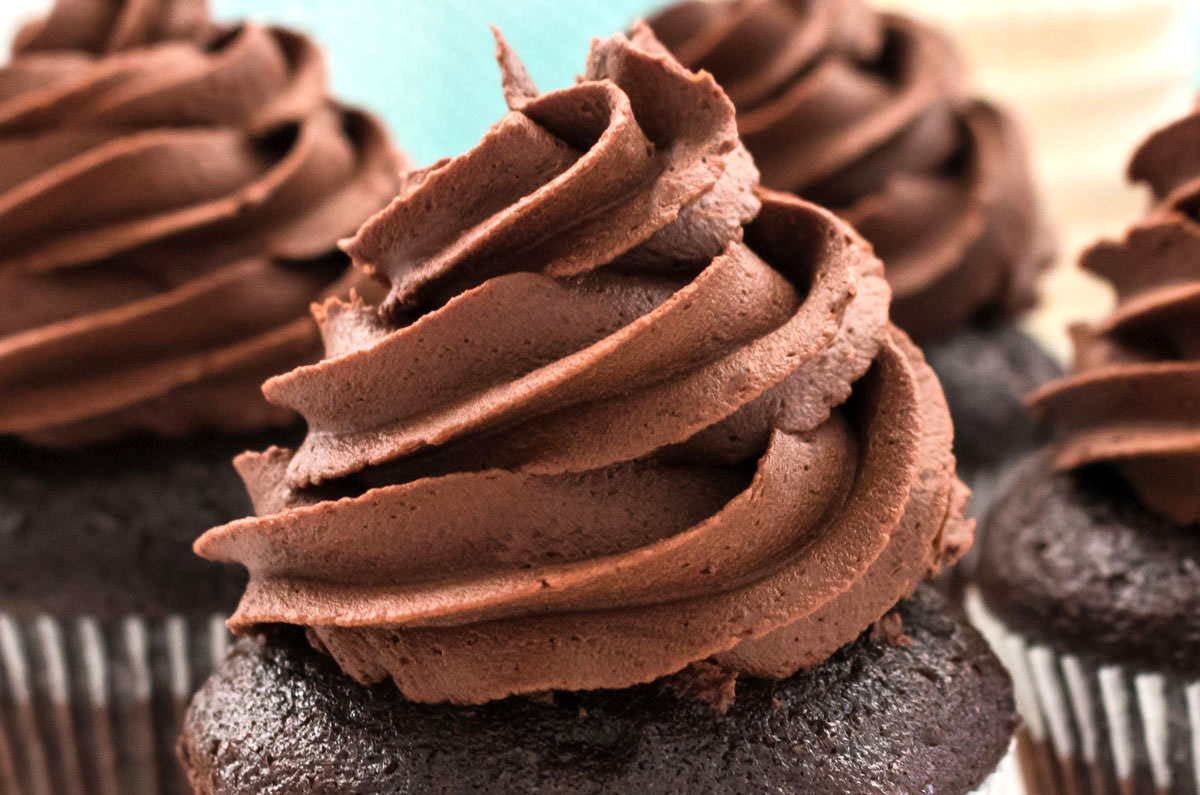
1030, 110, 1200, 526
197, 28, 970, 705
346, 27, 757, 321
0, 0, 404, 445
648, 0, 1051, 342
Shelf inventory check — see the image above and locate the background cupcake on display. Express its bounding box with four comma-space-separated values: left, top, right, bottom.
969, 108, 1200, 794
874, 0, 1197, 360
180, 26, 1019, 794
0, 0, 403, 792
646, 0, 1062, 510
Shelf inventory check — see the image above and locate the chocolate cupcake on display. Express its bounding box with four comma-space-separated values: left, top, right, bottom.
646, 0, 1061, 506
182, 587, 1018, 794
970, 109, 1200, 794
0, 0, 403, 791
180, 26, 1018, 793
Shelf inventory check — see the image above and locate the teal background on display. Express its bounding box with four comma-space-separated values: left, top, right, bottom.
213, 0, 661, 166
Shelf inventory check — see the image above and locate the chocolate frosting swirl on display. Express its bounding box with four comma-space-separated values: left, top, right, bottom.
196, 27, 970, 705
647, 0, 1050, 342
0, 0, 404, 445
1030, 110, 1200, 527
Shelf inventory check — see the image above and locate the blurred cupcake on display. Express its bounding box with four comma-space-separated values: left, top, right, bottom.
178, 26, 1019, 794
873, 0, 1195, 359
970, 109, 1200, 794
647, 0, 1061, 509
0, 0, 402, 791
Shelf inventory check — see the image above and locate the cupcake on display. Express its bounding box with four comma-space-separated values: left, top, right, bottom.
969, 109, 1200, 794
646, 0, 1062, 506
180, 26, 1019, 793
0, 0, 403, 791
873, 0, 1195, 360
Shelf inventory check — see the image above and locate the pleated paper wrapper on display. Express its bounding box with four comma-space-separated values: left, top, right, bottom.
968, 587, 1200, 795
0, 613, 230, 795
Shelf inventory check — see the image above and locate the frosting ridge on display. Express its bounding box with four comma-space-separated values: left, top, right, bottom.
0, 0, 404, 444
648, 0, 1051, 342
197, 27, 970, 704
1030, 109, 1200, 526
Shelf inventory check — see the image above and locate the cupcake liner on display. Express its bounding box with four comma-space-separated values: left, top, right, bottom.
0, 605, 1028, 794
967, 587, 1200, 794
971, 739, 1025, 795
0, 612, 230, 795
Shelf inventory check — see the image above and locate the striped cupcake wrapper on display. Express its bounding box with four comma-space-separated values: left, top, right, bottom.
0, 613, 231, 795
967, 587, 1200, 795
0, 605, 1030, 794
0, 600, 1035, 795
972, 739, 1025, 795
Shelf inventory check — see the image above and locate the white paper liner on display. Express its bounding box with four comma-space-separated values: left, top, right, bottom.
0, 612, 230, 795
0, 604, 1035, 794
967, 587, 1200, 795
971, 740, 1025, 795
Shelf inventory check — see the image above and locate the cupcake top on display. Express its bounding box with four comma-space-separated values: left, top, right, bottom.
647, 0, 1051, 342
976, 108, 1200, 674
0, 0, 404, 445
1030, 108, 1200, 527
197, 25, 971, 705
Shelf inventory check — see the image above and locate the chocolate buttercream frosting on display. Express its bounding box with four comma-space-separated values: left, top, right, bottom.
197, 26, 971, 705
0, 0, 404, 445
647, 0, 1051, 342
1030, 109, 1200, 527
